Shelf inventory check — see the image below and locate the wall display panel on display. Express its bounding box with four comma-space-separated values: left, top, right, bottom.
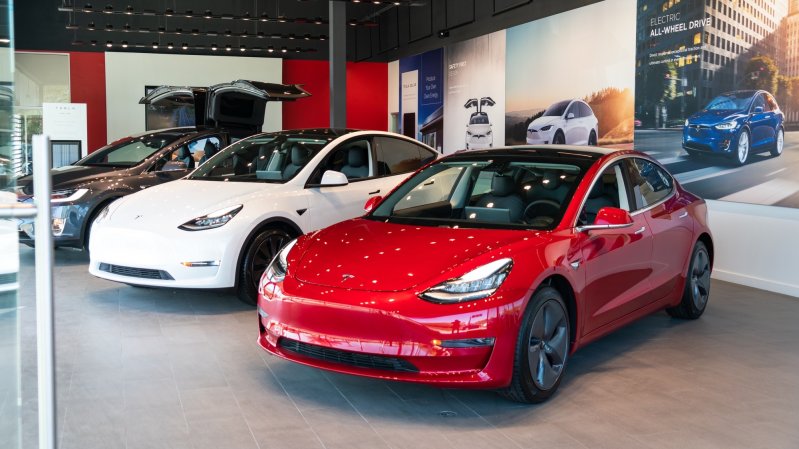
504, 0, 636, 149
399, 48, 444, 151
634, 0, 799, 209
443, 31, 506, 154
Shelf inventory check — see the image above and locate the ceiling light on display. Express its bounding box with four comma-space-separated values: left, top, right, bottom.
281, 46, 287, 53
165, 8, 174, 16
87, 21, 96, 30
267, 46, 274, 53
83, 3, 93, 11
167, 43, 174, 49
106, 40, 112, 47
182, 43, 188, 50
121, 40, 128, 48
104, 4, 113, 13
240, 45, 246, 52
185, 9, 193, 18
152, 42, 158, 49
204, 10, 213, 19
125, 5, 133, 15
211, 44, 218, 51
225, 45, 232, 51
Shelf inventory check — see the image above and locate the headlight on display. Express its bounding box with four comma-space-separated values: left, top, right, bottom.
262, 238, 297, 286
178, 205, 242, 231
466, 130, 473, 136
420, 258, 512, 304
51, 188, 88, 204
486, 130, 492, 135
715, 121, 738, 130
540, 125, 553, 131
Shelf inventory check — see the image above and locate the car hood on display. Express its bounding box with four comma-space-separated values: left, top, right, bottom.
16, 165, 132, 194
292, 218, 541, 292
107, 179, 291, 226
529, 116, 561, 130
687, 110, 745, 126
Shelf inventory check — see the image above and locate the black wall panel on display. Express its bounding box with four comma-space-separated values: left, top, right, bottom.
408, 2, 433, 42
445, 0, 474, 29
378, 7, 400, 53
493, 0, 533, 14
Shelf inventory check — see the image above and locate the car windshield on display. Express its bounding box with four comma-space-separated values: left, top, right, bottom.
188, 133, 328, 183
705, 92, 754, 111
542, 100, 571, 117
469, 114, 489, 125
77, 133, 183, 167
367, 157, 583, 230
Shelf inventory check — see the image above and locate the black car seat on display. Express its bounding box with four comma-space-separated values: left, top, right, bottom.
282, 144, 312, 180
533, 171, 569, 204
198, 140, 218, 164
340, 144, 369, 179
582, 178, 616, 224
176, 146, 195, 170
475, 175, 525, 222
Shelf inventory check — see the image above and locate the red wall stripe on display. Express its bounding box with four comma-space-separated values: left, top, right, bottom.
283, 60, 387, 131
69, 51, 107, 153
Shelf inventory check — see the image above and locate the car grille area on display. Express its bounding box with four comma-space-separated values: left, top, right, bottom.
98, 263, 174, 280
278, 338, 419, 373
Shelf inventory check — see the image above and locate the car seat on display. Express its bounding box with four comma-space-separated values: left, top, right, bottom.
582, 179, 616, 224
475, 175, 525, 222
282, 144, 312, 180
199, 140, 218, 164
340, 144, 369, 179
176, 147, 195, 170
529, 171, 569, 204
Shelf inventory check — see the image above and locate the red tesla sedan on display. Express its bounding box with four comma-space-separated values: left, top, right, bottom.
257, 146, 713, 403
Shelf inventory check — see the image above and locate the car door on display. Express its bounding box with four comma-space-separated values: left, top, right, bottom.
575, 161, 655, 335
628, 158, 694, 302
564, 102, 583, 145
762, 93, 779, 145
748, 93, 771, 148
143, 134, 223, 185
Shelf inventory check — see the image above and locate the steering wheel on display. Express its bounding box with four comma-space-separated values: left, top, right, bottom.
523, 199, 561, 226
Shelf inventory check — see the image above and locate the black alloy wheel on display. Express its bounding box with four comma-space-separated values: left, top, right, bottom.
237, 227, 292, 305
588, 130, 597, 146
667, 241, 711, 319
552, 131, 565, 145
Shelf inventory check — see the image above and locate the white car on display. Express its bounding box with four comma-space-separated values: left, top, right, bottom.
526, 99, 598, 146
0, 191, 20, 293
465, 97, 496, 150
88, 129, 438, 303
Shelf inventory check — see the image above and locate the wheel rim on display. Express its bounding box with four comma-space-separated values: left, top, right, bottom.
554, 134, 564, 144
737, 132, 749, 163
690, 248, 711, 310
528, 299, 569, 390
249, 232, 289, 289
776, 130, 784, 155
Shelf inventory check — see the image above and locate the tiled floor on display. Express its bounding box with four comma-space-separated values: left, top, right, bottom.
12, 246, 799, 449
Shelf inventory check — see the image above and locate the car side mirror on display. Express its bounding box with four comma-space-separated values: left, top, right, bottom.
753, 106, 764, 113
364, 195, 382, 213
567, 112, 575, 119
161, 160, 188, 172
320, 170, 349, 187
577, 207, 633, 232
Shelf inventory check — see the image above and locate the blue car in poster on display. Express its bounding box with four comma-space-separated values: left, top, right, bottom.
683, 90, 785, 165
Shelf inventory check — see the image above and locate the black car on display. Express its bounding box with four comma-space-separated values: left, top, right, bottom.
16, 80, 310, 249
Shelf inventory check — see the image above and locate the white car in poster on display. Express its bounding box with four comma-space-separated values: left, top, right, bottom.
89, 129, 439, 304
465, 97, 496, 149
526, 99, 598, 146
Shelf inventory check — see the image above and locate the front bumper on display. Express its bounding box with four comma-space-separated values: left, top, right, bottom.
466, 135, 493, 149
88, 221, 242, 289
257, 278, 525, 388
526, 129, 554, 145
682, 125, 737, 154
17, 203, 89, 248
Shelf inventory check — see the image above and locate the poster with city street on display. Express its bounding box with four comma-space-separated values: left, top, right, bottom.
634, 0, 799, 208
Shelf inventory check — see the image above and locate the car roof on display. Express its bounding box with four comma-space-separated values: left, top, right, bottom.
453, 145, 620, 159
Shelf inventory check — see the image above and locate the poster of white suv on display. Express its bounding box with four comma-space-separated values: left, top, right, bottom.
465, 97, 496, 149
526, 99, 598, 146
89, 129, 438, 304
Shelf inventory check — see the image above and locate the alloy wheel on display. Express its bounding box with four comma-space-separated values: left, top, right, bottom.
690, 248, 711, 311
528, 299, 569, 390
249, 232, 289, 290
776, 129, 784, 155
737, 132, 749, 164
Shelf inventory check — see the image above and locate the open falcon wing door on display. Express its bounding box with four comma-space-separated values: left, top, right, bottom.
140, 80, 311, 137
479, 97, 496, 110
464, 98, 479, 110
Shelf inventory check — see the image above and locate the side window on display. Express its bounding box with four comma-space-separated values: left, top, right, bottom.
192, 136, 221, 163
375, 137, 434, 177
625, 158, 674, 210
152, 135, 221, 171
566, 103, 579, 118
764, 93, 778, 112
579, 102, 593, 118
308, 138, 372, 184
578, 162, 629, 225
752, 94, 766, 112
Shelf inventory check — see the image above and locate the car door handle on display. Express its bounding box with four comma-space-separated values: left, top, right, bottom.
368, 190, 380, 195
678, 211, 688, 219
634, 226, 646, 235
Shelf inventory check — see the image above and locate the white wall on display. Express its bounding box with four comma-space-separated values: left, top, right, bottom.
105, 52, 283, 142
708, 200, 799, 298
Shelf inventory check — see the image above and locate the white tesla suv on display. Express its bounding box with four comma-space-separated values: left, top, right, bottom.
465, 97, 496, 150
89, 129, 439, 303
526, 99, 598, 146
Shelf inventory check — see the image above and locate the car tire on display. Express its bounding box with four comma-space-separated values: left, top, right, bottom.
237, 227, 292, 305
685, 149, 701, 159
500, 286, 570, 404
732, 129, 750, 166
666, 241, 711, 320
770, 127, 785, 157
552, 131, 565, 145
587, 130, 597, 146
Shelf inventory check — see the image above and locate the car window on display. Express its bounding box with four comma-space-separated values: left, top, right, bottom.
375, 137, 436, 177
542, 100, 570, 117
578, 162, 629, 226
79, 134, 181, 167
764, 93, 778, 112
625, 158, 673, 210
152, 135, 221, 171
566, 103, 579, 118
751, 94, 766, 112
579, 102, 593, 118
308, 138, 373, 184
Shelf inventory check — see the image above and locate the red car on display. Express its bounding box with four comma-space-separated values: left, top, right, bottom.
257, 146, 713, 403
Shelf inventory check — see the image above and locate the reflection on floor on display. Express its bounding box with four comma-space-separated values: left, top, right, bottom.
15, 247, 799, 449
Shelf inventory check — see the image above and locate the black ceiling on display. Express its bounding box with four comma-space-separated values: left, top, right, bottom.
14, 0, 600, 61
